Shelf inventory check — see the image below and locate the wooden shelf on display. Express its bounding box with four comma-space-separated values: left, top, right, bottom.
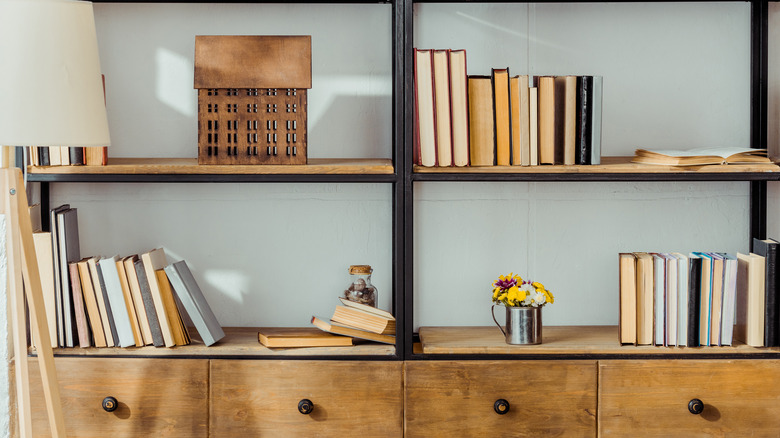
34, 327, 396, 358
413, 156, 780, 181
418, 326, 780, 357
28, 157, 394, 175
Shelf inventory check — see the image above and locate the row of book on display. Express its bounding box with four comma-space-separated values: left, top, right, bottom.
29, 145, 107, 167
413, 48, 603, 168
31, 204, 224, 349
618, 239, 780, 348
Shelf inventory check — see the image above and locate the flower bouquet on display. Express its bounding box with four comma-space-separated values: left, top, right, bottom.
491, 273, 553, 307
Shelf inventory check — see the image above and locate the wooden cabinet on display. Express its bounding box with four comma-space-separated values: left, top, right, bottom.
599, 359, 780, 437
210, 360, 404, 437
404, 360, 597, 437
27, 357, 208, 437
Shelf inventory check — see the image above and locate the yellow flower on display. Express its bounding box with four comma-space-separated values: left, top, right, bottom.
532, 281, 544, 290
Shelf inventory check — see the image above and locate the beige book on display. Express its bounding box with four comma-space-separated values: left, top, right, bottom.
449, 50, 469, 167
87, 256, 115, 347
432, 49, 452, 167
537, 76, 555, 164
529, 87, 539, 166
116, 257, 144, 347
493, 68, 511, 166
78, 258, 106, 347
32, 231, 57, 347
562, 75, 577, 165
735, 253, 765, 347
634, 252, 654, 345
510, 75, 530, 166
468, 76, 495, 166
414, 48, 436, 167
156, 269, 190, 346
619, 253, 637, 345
142, 248, 175, 347
710, 255, 724, 346
123, 255, 154, 345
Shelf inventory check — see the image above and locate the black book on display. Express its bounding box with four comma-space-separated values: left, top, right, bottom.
687, 255, 702, 347
575, 76, 593, 165
753, 238, 779, 347
39, 147, 50, 166
95, 262, 119, 346
134, 259, 165, 347
69, 147, 84, 166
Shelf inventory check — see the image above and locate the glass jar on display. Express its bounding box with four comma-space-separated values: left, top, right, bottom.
343, 265, 377, 307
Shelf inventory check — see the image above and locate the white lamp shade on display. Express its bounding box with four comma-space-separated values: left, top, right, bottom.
0, 0, 110, 147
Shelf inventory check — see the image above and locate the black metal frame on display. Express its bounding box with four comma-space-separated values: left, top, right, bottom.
28, 0, 780, 361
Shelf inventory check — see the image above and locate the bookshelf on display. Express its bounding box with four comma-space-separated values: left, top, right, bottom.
17, 0, 780, 435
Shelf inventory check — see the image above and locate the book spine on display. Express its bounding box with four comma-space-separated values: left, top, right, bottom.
687, 257, 701, 347
576, 76, 593, 165
134, 259, 165, 347
765, 243, 778, 347
69, 146, 84, 165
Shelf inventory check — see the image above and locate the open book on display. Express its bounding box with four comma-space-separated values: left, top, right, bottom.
632, 147, 772, 166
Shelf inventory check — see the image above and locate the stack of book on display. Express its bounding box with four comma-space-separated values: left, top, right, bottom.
413, 48, 603, 168
29, 145, 106, 166
311, 298, 395, 345
618, 245, 779, 348
30, 204, 224, 349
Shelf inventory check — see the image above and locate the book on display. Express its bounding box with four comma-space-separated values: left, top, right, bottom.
99, 255, 136, 347
561, 75, 577, 165
735, 252, 765, 347
671, 253, 689, 346
164, 260, 225, 347
468, 76, 495, 166
665, 254, 677, 346
32, 231, 58, 347
76, 258, 106, 348
696, 252, 713, 346
141, 248, 176, 347
618, 253, 637, 345
634, 252, 654, 345
492, 68, 511, 166
752, 238, 778, 347
510, 75, 530, 166
56, 207, 80, 347
590, 75, 603, 165
529, 86, 539, 166
632, 147, 772, 167
116, 256, 144, 347
719, 254, 738, 346
449, 49, 469, 167
49, 203, 70, 347
89, 256, 118, 347
652, 253, 666, 346
134, 259, 165, 347
311, 316, 395, 345
331, 304, 395, 336
68, 262, 91, 348
687, 254, 702, 347
258, 327, 354, 348
413, 48, 436, 167
575, 75, 594, 165
432, 49, 453, 167
155, 269, 190, 346
69, 146, 84, 166
537, 76, 556, 165
123, 255, 154, 345
709, 253, 724, 346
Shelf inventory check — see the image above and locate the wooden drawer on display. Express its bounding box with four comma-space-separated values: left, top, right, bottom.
599, 359, 780, 436
210, 360, 403, 437
28, 357, 208, 437
404, 360, 597, 437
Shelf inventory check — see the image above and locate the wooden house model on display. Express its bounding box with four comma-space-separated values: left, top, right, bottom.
194, 35, 311, 165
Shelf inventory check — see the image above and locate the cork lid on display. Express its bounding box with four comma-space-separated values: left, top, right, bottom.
349, 265, 372, 275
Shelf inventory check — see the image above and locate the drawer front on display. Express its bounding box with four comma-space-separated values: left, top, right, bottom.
210, 360, 403, 437
404, 360, 597, 437
28, 357, 208, 437
599, 359, 780, 436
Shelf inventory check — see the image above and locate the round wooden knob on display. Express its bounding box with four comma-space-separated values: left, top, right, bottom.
102, 396, 118, 413
688, 398, 704, 415
494, 399, 510, 415
298, 399, 314, 415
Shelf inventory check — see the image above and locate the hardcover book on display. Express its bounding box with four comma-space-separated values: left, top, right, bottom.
134, 259, 165, 347
468, 76, 495, 166
686, 254, 702, 347
492, 68, 511, 166
634, 252, 654, 345
449, 49, 469, 167
433, 49, 453, 167
56, 207, 80, 348
752, 238, 778, 347
618, 253, 637, 345
413, 48, 436, 167
141, 248, 176, 347
735, 252, 765, 347
77, 258, 106, 348
575, 75, 594, 165
258, 327, 354, 348
311, 316, 394, 345
164, 260, 225, 347
99, 255, 136, 347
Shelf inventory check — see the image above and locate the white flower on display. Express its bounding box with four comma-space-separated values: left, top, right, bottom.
522, 294, 534, 306
533, 291, 545, 305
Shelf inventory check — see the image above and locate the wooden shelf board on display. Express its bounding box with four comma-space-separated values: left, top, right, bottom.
414, 156, 780, 174
35, 327, 395, 358
28, 157, 394, 175
419, 326, 779, 356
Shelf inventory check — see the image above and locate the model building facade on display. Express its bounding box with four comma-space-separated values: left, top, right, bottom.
194, 35, 311, 165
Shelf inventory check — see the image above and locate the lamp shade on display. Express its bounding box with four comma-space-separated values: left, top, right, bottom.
0, 0, 110, 147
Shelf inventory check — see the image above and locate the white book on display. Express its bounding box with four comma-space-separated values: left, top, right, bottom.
98, 256, 136, 347
665, 254, 677, 346
653, 254, 666, 346
720, 254, 738, 346
164, 260, 225, 347
141, 248, 175, 347
672, 253, 689, 346
590, 76, 602, 165
57, 207, 80, 348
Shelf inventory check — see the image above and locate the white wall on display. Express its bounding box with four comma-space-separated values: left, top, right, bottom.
0, 3, 758, 433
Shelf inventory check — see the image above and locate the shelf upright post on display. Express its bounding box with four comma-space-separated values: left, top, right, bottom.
402, 0, 415, 360
393, 0, 407, 359
750, 0, 769, 248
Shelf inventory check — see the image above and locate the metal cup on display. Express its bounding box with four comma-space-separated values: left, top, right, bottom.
491, 305, 542, 345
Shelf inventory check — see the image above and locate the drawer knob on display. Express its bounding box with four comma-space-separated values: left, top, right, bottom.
102, 396, 118, 413
494, 399, 510, 415
688, 398, 704, 415
298, 399, 314, 415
